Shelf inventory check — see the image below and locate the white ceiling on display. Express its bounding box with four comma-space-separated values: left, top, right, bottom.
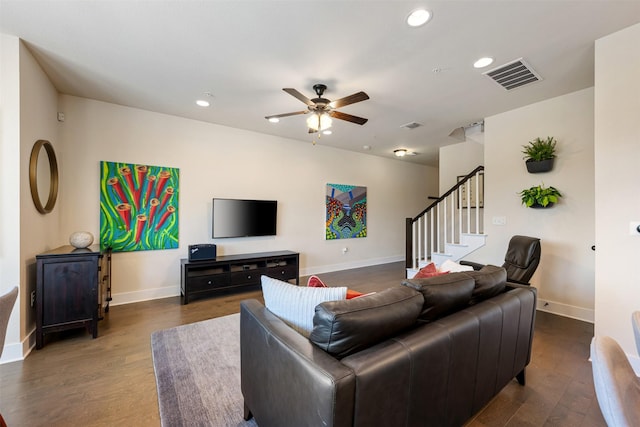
2, 1, 640, 166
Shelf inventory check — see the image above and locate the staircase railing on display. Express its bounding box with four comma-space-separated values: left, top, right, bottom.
405, 166, 485, 269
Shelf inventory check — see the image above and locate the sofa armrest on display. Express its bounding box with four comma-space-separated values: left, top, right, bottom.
459, 260, 484, 271
240, 299, 355, 427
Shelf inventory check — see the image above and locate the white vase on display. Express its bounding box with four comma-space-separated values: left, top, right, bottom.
69, 231, 94, 249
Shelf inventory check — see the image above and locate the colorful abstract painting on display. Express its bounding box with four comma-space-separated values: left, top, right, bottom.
326, 183, 367, 240
100, 161, 179, 252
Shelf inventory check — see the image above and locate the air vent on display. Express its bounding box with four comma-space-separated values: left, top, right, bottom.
483, 58, 542, 90
400, 122, 422, 130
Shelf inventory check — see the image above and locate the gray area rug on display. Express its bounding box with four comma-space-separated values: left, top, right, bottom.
151, 313, 258, 427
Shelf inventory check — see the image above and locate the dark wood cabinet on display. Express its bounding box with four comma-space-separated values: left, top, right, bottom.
36, 245, 111, 349
181, 250, 299, 304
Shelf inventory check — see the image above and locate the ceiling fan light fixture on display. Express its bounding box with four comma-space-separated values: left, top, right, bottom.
323, 129, 332, 135
394, 148, 418, 157
306, 113, 332, 131
407, 9, 432, 27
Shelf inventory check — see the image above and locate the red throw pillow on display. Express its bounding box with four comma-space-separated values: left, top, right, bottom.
417, 262, 437, 274
309, 275, 363, 299
307, 275, 327, 288
346, 289, 364, 299
414, 262, 450, 279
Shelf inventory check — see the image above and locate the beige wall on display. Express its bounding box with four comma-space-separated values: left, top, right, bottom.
439, 140, 484, 194
19, 41, 61, 354
594, 23, 640, 356
464, 88, 596, 322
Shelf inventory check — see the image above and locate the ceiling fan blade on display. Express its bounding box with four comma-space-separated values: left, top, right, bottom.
283, 88, 314, 106
329, 110, 368, 125
265, 110, 308, 120
308, 128, 318, 134
330, 91, 369, 108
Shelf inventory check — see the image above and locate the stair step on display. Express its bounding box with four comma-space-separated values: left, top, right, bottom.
445, 243, 468, 248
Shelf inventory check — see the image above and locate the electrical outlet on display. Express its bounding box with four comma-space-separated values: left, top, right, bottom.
30, 291, 36, 307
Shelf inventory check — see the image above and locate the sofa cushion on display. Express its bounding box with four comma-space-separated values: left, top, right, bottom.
309, 287, 423, 358
465, 265, 507, 304
261, 275, 347, 337
401, 273, 475, 322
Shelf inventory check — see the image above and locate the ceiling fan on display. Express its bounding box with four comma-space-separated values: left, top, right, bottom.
265, 84, 369, 133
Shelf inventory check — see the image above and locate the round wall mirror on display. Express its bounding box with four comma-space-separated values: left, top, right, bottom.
29, 140, 59, 214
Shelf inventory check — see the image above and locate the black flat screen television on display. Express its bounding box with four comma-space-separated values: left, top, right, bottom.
212, 198, 277, 238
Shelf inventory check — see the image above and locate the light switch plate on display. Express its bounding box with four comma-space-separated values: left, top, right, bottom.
492, 216, 506, 226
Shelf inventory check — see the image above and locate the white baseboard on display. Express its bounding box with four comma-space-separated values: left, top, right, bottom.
537, 298, 594, 323
0, 328, 35, 365
110, 285, 180, 306
299, 255, 404, 277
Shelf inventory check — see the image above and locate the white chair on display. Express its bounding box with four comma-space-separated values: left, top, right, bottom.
591, 335, 640, 426
0, 286, 18, 427
0, 286, 18, 357
632, 311, 640, 356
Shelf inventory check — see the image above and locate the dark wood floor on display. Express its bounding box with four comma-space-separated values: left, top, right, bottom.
0, 262, 606, 426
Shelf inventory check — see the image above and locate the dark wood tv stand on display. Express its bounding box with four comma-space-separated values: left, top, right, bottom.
180, 250, 299, 304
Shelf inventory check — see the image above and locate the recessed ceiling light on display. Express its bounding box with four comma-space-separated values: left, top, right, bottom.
322, 130, 332, 135
473, 57, 494, 69
196, 99, 210, 107
268, 117, 280, 123
407, 9, 432, 27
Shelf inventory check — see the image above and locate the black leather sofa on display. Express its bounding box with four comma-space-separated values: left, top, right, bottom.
240, 270, 537, 427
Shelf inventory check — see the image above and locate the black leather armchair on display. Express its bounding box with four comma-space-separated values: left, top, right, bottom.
461, 235, 541, 285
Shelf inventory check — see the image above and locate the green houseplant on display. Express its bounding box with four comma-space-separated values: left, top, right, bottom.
519, 184, 562, 208
522, 136, 557, 173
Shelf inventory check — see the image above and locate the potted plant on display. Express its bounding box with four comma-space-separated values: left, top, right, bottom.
522, 136, 557, 173
519, 184, 562, 208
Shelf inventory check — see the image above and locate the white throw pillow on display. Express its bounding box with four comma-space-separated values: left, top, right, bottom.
439, 259, 474, 273
261, 275, 347, 337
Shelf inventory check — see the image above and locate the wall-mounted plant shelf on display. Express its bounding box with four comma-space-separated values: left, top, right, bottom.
519, 184, 562, 208
525, 158, 554, 173
522, 137, 556, 173
529, 202, 555, 209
